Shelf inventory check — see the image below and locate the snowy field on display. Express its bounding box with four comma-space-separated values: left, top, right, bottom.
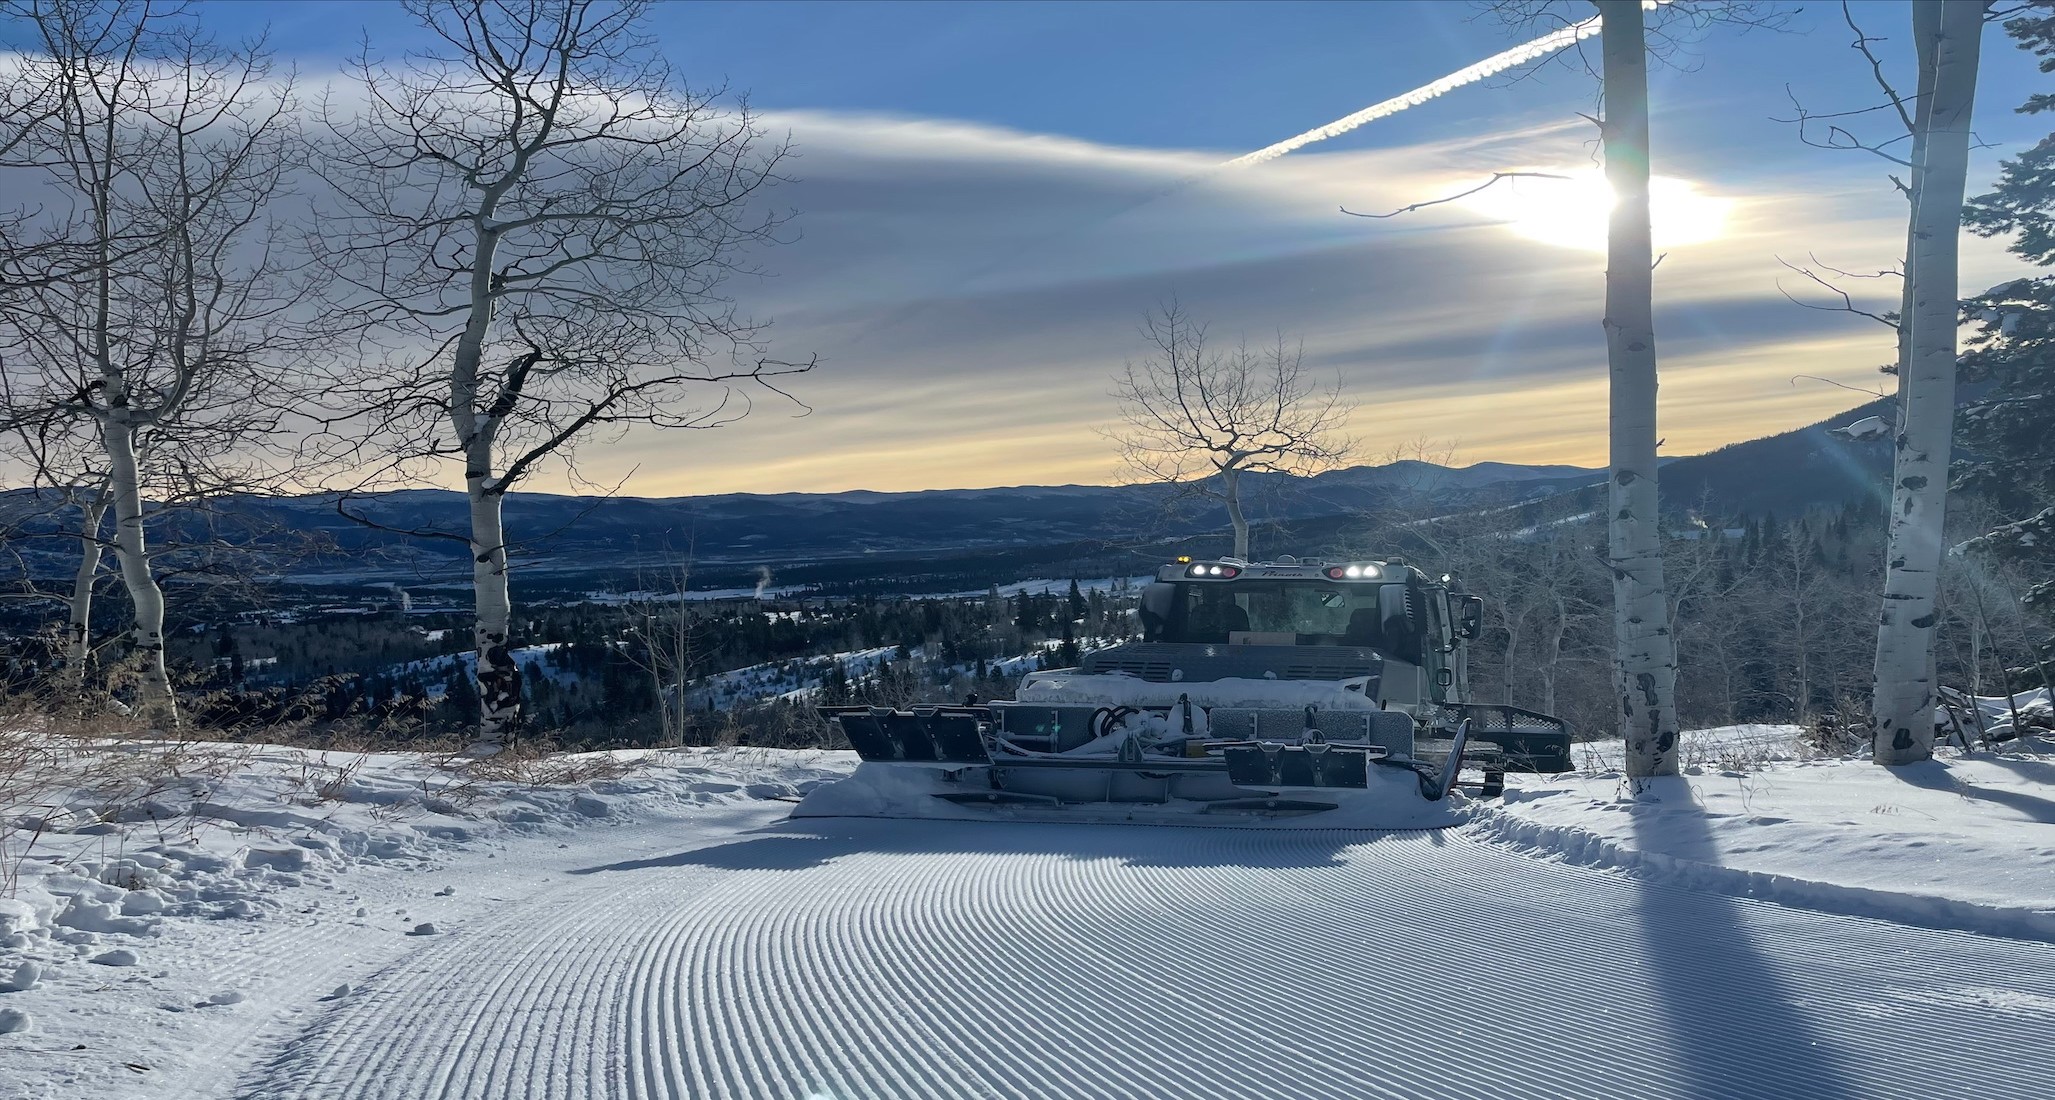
1, 726, 2051, 1099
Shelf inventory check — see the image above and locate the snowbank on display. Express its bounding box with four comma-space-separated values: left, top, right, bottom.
0, 739, 852, 1095
1942, 687, 2053, 742
1480, 724, 2055, 941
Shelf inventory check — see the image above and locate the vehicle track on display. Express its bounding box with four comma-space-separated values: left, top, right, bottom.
240, 820, 2055, 1100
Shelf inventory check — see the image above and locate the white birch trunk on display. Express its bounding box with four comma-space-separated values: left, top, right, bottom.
1872, 1, 1984, 765
1887, 0, 1937, 472
468, 459, 522, 746
1222, 466, 1250, 559
65, 492, 109, 687
1598, 0, 1679, 779
101, 416, 177, 726
449, 206, 524, 747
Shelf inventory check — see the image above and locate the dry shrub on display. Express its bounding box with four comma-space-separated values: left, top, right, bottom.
696, 701, 841, 751
1799, 699, 1872, 759
455, 737, 644, 789
0, 678, 465, 892
0, 702, 261, 895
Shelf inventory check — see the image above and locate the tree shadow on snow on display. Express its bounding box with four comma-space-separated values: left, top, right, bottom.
1885, 759, 2055, 825
1965, 751, 2055, 785
570, 818, 1439, 876
1624, 778, 1863, 1100
572, 833, 863, 874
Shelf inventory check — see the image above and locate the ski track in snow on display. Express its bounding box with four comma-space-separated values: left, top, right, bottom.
238, 819, 2055, 1100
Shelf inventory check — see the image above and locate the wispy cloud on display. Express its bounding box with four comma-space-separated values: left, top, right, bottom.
566, 106, 2016, 496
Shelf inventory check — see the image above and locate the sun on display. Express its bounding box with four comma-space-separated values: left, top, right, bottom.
1458, 170, 1733, 252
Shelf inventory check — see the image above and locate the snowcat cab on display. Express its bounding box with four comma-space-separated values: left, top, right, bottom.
798, 556, 1572, 827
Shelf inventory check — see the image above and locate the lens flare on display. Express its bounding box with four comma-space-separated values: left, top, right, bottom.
1459, 171, 1733, 252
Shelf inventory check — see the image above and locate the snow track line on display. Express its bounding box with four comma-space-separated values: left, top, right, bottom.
239, 820, 2055, 1100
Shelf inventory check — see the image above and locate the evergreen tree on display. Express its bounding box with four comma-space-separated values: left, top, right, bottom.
1068, 579, 1087, 623
1961, 4, 2055, 683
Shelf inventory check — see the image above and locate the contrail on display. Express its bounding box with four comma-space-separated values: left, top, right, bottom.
1109, 5, 1658, 217
1222, 17, 1604, 168
1224, 0, 1672, 168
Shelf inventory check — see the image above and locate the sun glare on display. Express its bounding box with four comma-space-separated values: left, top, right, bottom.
1459, 171, 1733, 252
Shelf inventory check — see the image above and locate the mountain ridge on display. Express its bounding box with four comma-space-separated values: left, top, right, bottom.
0, 400, 1894, 592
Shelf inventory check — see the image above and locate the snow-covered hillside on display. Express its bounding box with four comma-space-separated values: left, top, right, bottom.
689, 645, 903, 708
382, 643, 571, 698
689, 639, 1080, 709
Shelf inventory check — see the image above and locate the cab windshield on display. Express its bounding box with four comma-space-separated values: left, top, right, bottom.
1163, 581, 1386, 646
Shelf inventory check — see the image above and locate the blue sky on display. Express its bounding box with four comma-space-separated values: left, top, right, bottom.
239, 1, 2048, 159
102, 3, 2055, 492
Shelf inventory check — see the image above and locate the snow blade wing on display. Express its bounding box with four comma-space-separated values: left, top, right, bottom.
1223, 745, 1372, 789
821, 707, 994, 765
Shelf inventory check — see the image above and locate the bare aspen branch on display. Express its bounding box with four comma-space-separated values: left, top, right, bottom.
1106, 302, 1356, 559
306, 0, 809, 745
1341, 171, 1574, 219
1774, 256, 1900, 329
0, 0, 314, 721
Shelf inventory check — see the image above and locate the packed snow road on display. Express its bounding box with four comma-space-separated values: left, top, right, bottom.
242, 815, 2055, 1100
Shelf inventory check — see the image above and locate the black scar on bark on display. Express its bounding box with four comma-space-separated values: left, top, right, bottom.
1900, 475, 1927, 490
478, 639, 524, 721
1635, 671, 1659, 710
1891, 727, 1915, 752
1615, 469, 1637, 485
1911, 613, 1936, 629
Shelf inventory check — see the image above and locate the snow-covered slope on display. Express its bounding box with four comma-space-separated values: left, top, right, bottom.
240, 818, 2055, 1100
5, 731, 2053, 1100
